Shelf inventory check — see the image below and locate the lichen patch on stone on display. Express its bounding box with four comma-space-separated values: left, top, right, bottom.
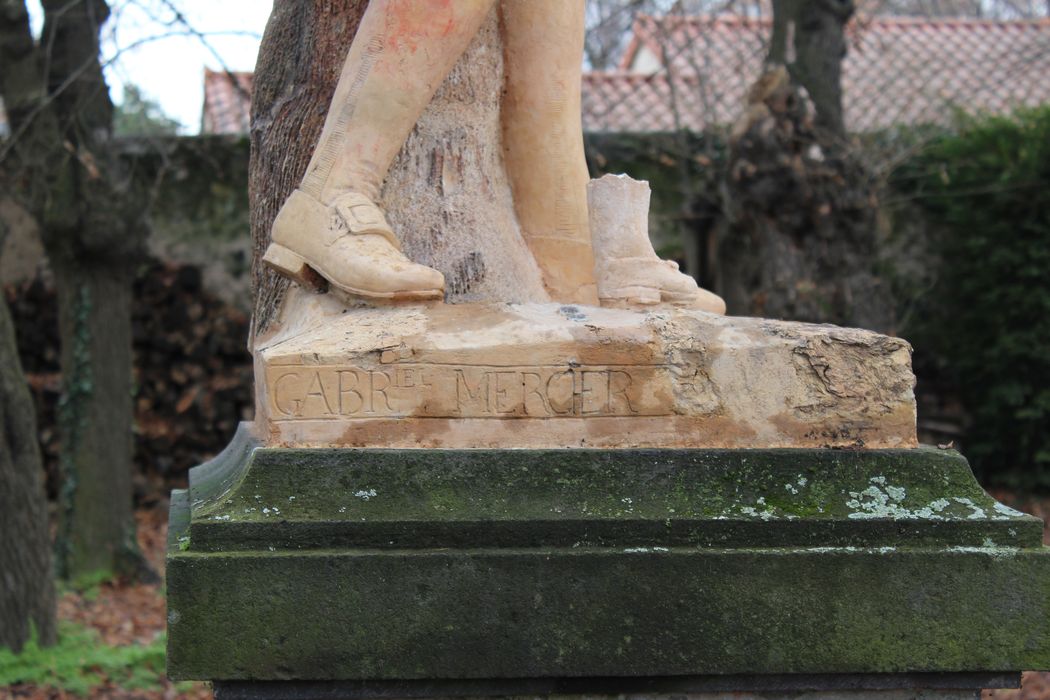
845, 476, 958, 520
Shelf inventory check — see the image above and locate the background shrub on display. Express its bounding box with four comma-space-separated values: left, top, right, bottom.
895, 107, 1050, 487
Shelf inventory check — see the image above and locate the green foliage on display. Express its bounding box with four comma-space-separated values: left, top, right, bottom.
0, 622, 166, 695
896, 107, 1050, 487
114, 84, 181, 137
66, 568, 113, 593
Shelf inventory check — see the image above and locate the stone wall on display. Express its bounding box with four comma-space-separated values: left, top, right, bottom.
0, 135, 253, 310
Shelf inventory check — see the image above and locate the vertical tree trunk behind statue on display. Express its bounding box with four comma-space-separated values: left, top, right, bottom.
721, 0, 893, 332
0, 0, 149, 581
0, 296, 56, 652
250, 1, 547, 337
52, 263, 138, 578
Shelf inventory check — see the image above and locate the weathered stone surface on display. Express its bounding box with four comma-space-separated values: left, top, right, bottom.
211, 677, 1013, 700
167, 433, 1050, 682
254, 294, 917, 449
180, 428, 1036, 553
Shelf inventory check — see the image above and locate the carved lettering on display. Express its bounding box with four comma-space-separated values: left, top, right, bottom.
492, 371, 519, 414
367, 370, 392, 414
338, 370, 363, 415
579, 370, 605, 415
395, 367, 421, 389
267, 363, 669, 420
608, 370, 638, 414
303, 371, 335, 416
521, 372, 549, 416
546, 370, 574, 415
455, 369, 490, 414
273, 371, 304, 417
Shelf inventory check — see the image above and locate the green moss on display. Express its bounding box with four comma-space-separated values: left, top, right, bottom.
183, 445, 1041, 552
65, 568, 114, 597
0, 622, 166, 695
168, 444, 1050, 681
54, 285, 93, 580
168, 544, 1050, 681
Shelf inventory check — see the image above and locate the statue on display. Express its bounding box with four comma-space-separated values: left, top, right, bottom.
247, 0, 918, 450
167, 5, 1050, 693
260, 0, 725, 313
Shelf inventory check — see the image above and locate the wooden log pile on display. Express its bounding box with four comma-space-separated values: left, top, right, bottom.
6, 261, 254, 504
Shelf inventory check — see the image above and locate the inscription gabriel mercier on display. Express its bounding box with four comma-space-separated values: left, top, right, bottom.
266, 364, 673, 420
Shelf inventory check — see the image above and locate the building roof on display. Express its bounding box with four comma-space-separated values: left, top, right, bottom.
608, 14, 1050, 133
200, 15, 1050, 136
583, 72, 717, 133
201, 68, 253, 135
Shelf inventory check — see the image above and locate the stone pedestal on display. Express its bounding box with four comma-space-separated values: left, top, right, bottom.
169, 303, 1049, 697
211, 678, 1008, 700
167, 425, 1050, 690
254, 297, 916, 450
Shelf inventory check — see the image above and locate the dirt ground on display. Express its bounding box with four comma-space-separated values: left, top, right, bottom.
4, 493, 1050, 700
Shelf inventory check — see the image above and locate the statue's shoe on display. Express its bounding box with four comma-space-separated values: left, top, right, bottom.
263, 189, 445, 302
597, 257, 726, 314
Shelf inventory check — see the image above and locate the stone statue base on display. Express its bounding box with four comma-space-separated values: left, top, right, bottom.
211, 678, 1011, 699
166, 426, 1050, 684
254, 291, 916, 449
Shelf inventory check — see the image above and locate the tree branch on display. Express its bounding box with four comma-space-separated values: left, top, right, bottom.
41, 0, 114, 137
0, 0, 45, 132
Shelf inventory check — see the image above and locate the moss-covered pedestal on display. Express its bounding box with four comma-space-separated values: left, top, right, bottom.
167, 425, 1050, 696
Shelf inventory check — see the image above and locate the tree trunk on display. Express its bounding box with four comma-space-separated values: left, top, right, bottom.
791, 0, 854, 141
721, 0, 893, 332
250, 1, 547, 338
0, 295, 56, 652
52, 261, 145, 581
0, 0, 150, 582
767, 0, 853, 141
767, 0, 797, 65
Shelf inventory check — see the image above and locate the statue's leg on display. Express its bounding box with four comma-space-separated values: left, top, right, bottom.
304, 0, 496, 204
500, 0, 598, 306
265, 0, 496, 303
501, 0, 724, 313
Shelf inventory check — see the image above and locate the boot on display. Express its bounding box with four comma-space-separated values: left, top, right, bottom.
588, 174, 726, 314
265, 190, 444, 302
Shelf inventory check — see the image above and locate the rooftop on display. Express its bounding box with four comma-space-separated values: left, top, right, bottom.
199, 14, 1050, 136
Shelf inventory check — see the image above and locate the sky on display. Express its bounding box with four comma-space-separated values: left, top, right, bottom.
26, 0, 272, 134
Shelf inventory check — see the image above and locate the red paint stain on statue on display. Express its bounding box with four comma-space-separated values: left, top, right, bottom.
386, 0, 456, 53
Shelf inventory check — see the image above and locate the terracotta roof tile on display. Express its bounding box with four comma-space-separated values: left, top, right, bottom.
605, 14, 1050, 133
201, 68, 253, 135
199, 16, 1050, 136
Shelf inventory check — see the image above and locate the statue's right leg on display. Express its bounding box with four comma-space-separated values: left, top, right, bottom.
265, 0, 496, 303
500, 0, 598, 306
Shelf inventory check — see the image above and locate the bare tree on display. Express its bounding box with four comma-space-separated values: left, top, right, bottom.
0, 0, 151, 582
585, 0, 670, 69
768, 0, 854, 141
